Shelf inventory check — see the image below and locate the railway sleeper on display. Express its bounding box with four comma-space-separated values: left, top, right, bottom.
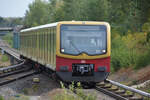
0, 67, 32, 78
121, 93, 134, 98
98, 83, 105, 87
98, 82, 105, 85
129, 97, 143, 100
115, 90, 126, 94
0, 70, 38, 86
8, 69, 12, 72
0, 66, 25, 74
102, 84, 112, 89
4, 70, 8, 73
107, 87, 119, 91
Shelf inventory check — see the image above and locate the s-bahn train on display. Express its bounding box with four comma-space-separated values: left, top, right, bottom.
19, 21, 111, 83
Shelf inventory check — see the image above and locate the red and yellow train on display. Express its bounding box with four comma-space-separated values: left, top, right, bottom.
20, 21, 111, 83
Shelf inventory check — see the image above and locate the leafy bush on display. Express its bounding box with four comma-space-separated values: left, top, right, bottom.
135, 47, 150, 69
111, 34, 137, 71
142, 22, 150, 32
111, 32, 149, 71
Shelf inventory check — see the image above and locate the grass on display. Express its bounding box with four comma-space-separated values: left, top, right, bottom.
54, 82, 97, 100
0, 93, 29, 100
147, 89, 150, 93
2, 33, 13, 47
8, 94, 29, 100
54, 93, 80, 100
23, 88, 29, 95
1, 55, 9, 62
22, 85, 39, 95
0, 96, 4, 100
32, 84, 39, 92
131, 80, 138, 85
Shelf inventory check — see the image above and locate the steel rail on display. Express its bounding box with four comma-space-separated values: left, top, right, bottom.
107, 79, 150, 98
0, 69, 38, 86
0, 60, 25, 73
0, 66, 32, 78
0, 27, 13, 31
0, 47, 21, 61
95, 86, 128, 100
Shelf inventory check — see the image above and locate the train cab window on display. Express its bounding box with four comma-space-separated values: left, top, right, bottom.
60, 25, 107, 55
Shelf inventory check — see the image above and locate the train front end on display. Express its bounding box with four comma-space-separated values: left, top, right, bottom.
56, 21, 111, 83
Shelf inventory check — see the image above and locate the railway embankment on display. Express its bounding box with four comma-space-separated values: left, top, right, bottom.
109, 65, 150, 94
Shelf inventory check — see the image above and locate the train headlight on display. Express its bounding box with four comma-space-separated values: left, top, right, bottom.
60, 66, 69, 72
102, 50, 106, 53
61, 49, 65, 52
98, 66, 107, 72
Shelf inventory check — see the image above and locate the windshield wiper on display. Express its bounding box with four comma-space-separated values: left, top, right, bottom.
70, 41, 81, 54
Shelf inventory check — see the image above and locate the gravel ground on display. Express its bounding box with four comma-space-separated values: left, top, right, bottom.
0, 73, 60, 100
82, 89, 116, 100
0, 72, 116, 100
39, 88, 116, 100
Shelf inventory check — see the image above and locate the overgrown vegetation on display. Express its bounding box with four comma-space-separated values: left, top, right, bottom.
1, 55, 9, 62
2, 33, 13, 47
54, 82, 96, 100
0, 96, 4, 100
111, 31, 150, 70
8, 95, 29, 100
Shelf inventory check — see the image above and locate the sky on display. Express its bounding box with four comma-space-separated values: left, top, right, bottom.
0, 0, 35, 17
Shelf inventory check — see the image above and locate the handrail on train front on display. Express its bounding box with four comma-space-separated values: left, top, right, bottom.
107, 79, 150, 98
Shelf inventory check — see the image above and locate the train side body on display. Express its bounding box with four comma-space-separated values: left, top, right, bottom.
20, 23, 57, 70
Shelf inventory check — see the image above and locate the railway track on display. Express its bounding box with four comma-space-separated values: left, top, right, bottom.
0, 61, 40, 86
0, 61, 25, 74
96, 80, 150, 100
0, 68, 38, 86
0, 66, 31, 78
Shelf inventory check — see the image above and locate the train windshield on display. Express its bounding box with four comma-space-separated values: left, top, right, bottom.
60, 25, 107, 55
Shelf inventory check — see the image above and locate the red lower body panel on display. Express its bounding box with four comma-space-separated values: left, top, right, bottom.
56, 56, 110, 72
56, 56, 110, 82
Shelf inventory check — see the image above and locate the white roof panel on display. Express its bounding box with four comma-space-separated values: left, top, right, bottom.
21, 22, 58, 32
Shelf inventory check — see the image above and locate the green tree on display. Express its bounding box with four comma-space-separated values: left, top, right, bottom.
49, 0, 65, 22
0, 17, 4, 23
24, 0, 50, 27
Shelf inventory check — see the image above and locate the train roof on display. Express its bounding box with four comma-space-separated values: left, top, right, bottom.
21, 21, 110, 33
21, 22, 58, 32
